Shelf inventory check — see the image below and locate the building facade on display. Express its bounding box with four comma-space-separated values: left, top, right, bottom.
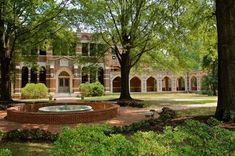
12, 33, 206, 97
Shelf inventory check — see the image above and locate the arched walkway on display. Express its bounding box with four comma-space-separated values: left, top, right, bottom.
162, 76, 171, 91
191, 76, 197, 91
130, 77, 141, 92
39, 66, 46, 85
113, 76, 121, 92
21, 67, 28, 88
177, 77, 185, 91
147, 77, 157, 92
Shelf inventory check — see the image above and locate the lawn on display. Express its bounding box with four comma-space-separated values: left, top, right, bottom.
176, 107, 216, 117
84, 93, 217, 106
0, 142, 52, 156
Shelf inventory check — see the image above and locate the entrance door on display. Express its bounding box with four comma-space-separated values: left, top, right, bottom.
58, 71, 70, 93
58, 78, 70, 93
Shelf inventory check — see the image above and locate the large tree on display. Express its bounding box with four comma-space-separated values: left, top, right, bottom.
0, 0, 73, 102
76, 0, 188, 101
215, 0, 235, 121
76, 0, 216, 101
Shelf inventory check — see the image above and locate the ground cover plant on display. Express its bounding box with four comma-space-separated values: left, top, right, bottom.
51, 119, 235, 156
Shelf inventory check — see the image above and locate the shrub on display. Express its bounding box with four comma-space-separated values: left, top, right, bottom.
158, 120, 235, 156
131, 132, 168, 156
52, 120, 235, 156
90, 82, 104, 96
21, 83, 48, 99
207, 117, 222, 127
0, 149, 11, 156
158, 107, 176, 121
79, 82, 104, 98
51, 124, 134, 156
3, 129, 58, 142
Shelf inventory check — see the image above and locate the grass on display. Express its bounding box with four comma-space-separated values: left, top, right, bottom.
84, 93, 217, 107
0, 142, 52, 156
176, 107, 216, 117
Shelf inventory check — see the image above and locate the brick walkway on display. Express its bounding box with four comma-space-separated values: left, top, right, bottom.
0, 102, 216, 133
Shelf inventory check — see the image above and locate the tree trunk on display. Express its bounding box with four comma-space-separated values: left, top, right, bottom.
215, 0, 235, 121
0, 12, 12, 102
0, 57, 12, 102
119, 53, 132, 100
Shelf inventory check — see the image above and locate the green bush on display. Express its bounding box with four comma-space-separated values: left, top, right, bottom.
79, 82, 104, 98
0, 149, 11, 156
21, 83, 48, 99
51, 124, 134, 156
51, 120, 235, 156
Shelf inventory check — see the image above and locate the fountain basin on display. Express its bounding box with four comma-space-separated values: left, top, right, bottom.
38, 105, 93, 112
6, 102, 119, 124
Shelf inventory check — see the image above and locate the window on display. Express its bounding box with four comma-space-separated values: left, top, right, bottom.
90, 43, 96, 56
82, 43, 89, 56
39, 49, 46, 55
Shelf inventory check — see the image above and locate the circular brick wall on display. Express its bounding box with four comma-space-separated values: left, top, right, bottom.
6, 102, 120, 124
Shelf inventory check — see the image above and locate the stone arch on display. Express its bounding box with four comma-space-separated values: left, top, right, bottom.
21, 66, 29, 88
147, 77, 157, 92
191, 76, 197, 91
130, 76, 141, 92
177, 77, 185, 91
162, 76, 171, 91
112, 76, 121, 92
39, 66, 46, 85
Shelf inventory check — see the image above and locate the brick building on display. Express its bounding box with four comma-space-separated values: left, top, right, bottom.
12, 33, 206, 97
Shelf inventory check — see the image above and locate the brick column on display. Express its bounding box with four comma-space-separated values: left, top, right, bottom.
73, 65, 80, 94
104, 67, 111, 93
197, 77, 201, 91
157, 78, 162, 92
141, 76, 147, 93
172, 77, 177, 92
14, 66, 21, 98
48, 65, 56, 94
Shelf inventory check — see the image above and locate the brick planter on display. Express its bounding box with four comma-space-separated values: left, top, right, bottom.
6, 102, 120, 124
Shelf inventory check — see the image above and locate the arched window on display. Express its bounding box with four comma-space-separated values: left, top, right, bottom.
113, 77, 121, 92
21, 67, 28, 88
30, 67, 37, 84
147, 77, 157, 92
130, 77, 141, 92
39, 66, 46, 85
162, 76, 171, 91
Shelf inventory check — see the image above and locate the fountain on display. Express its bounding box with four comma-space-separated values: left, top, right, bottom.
6, 102, 119, 124
38, 105, 93, 112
